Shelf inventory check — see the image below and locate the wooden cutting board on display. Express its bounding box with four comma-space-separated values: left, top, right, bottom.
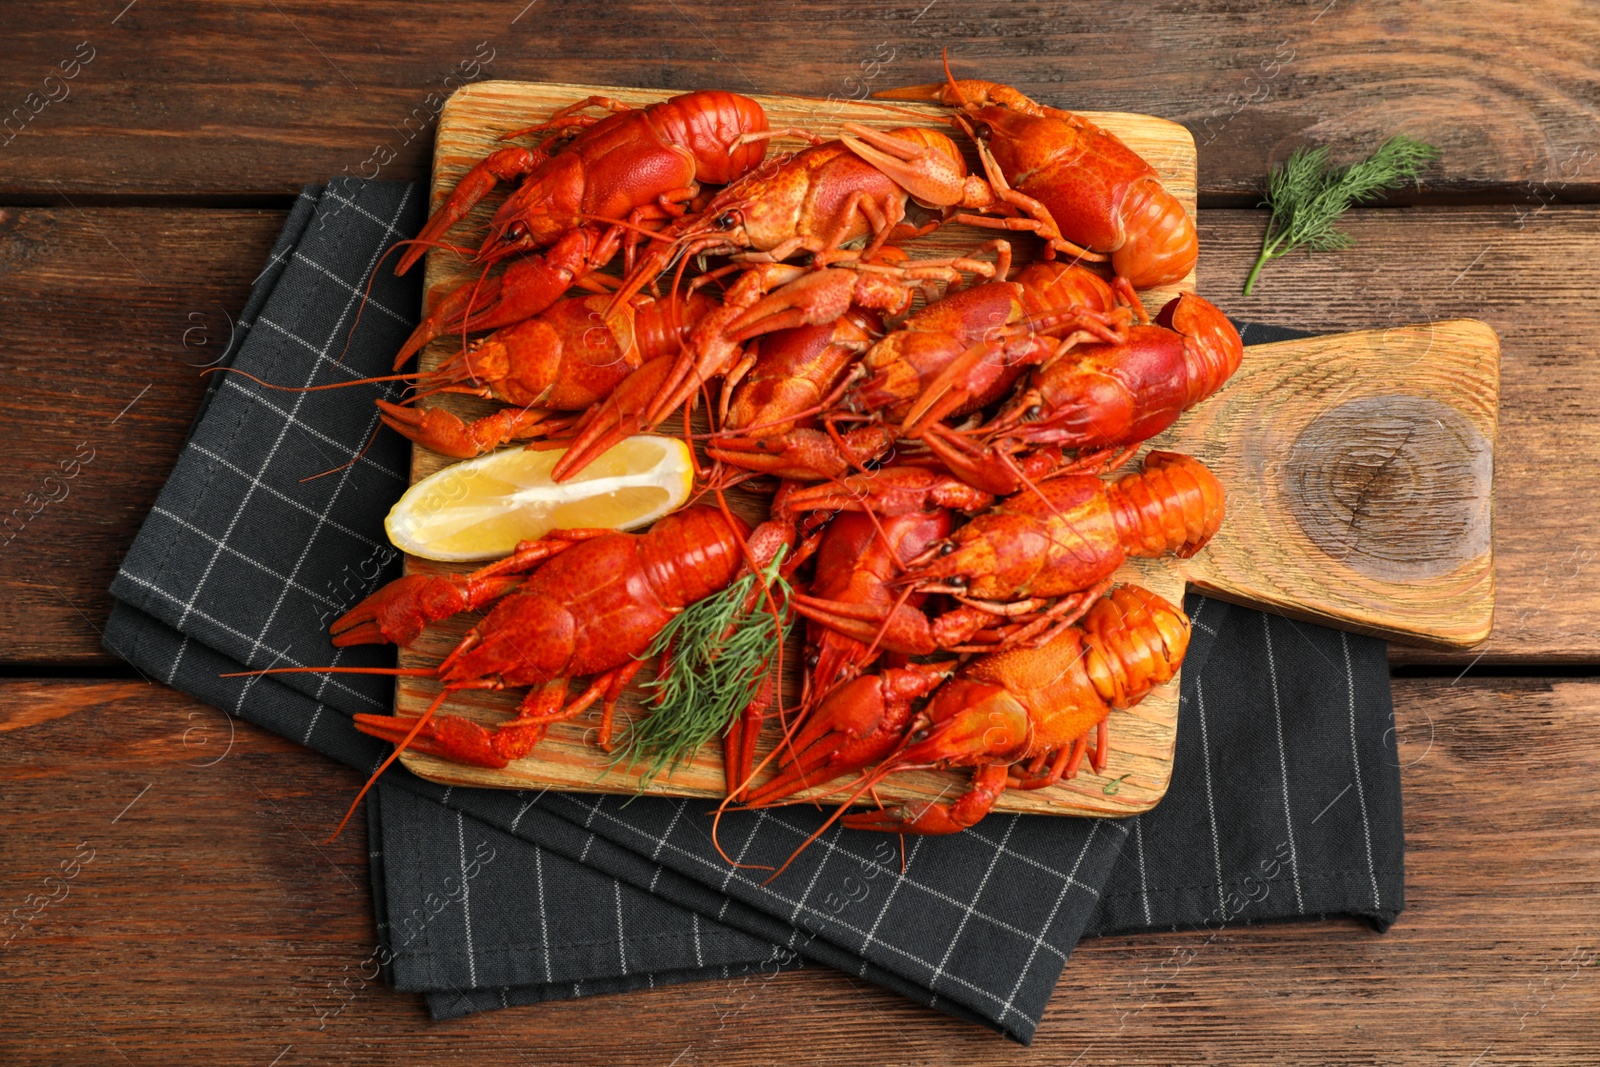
387, 80, 1496, 818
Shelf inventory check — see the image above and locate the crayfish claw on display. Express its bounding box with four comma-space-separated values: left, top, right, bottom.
395, 146, 540, 276
352, 711, 520, 769
330, 575, 458, 648
841, 763, 1009, 835
375, 400, 559, 459
839, 123, 987, 211
329, 573, 522, 649
741, 664, 950, 807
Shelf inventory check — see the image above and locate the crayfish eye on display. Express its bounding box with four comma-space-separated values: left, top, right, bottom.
1025, 404, 1042, 420
939, 543, 956, 556
947, 575, 967, 588
806, 652, 819, 668
716, 211, 738, 230
912, 729, 930, 743
505, 221, 528, 242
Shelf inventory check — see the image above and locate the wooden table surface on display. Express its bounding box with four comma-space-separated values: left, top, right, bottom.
2, 2, 1596, 1063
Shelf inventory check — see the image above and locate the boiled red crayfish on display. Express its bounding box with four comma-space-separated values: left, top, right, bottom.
868, 63, 1199, 289
748, 583, 1190, 877
588, 128, 1006, 427
278, 81, 1246, 865
217, 287, 723, 464
787, 450, 1223, 655
793, 507, 954, 706
606, 127, 970, 311
720, 504, 955, 796
380, 288, 718, 458
919, 292, 1242, 489
704, 258, 1132, 483
552, 254, 977, 481
251, 507, 789, 770
844, 583, 1190, 828
394, 90, 771, 365
706, 305, 894, 484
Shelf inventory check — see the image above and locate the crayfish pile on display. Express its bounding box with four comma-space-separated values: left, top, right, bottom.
317, 70, 1242, 855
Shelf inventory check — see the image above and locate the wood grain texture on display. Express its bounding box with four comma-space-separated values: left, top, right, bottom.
3, 676, 1594, 1065
392, 81, 1198, 817
0, 207, 286, 665
1169, 320, 1499, 648
0, 205, 1590, 665
2, 1, 1597, 202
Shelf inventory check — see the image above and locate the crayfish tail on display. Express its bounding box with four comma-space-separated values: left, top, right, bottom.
1106, 451, 1226, 561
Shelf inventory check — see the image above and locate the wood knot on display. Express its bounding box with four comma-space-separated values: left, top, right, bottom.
1283, 394, 1490, 581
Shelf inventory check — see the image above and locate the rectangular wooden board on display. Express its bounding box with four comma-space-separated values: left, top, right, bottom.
393, 80, 1198, 817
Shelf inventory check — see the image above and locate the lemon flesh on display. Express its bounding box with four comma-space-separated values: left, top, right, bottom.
386, 436, 695, 562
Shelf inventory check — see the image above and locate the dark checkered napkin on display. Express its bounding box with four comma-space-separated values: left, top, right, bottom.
104, 181, 1403, 1044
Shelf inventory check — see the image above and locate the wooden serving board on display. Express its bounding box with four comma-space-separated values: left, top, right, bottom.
390, 80, 1495, 818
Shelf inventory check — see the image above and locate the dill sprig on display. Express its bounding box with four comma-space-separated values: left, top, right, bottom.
612, 548, 793, 787
1243, 135, 1440, 296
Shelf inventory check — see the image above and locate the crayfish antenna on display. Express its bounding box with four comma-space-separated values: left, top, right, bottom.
710, 732, 881, 876
869, 47, 969, 108
330, 687, 451, 842
709, 671, 905, 878
850, 97, 940, 121
941, 47, 968, 107
709, 800, 775, 873
757, 759, 909, 884
200, 366, 419, 393
215, 665, 445, 839
606, 226, 711, 319
573, 212, 684, 247
457, 261, 496, 367
340, 236, 472, 366
688, 458, 759, 503
299, 421, 385, 484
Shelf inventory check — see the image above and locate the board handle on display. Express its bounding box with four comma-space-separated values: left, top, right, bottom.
1161, 319, 1499, 649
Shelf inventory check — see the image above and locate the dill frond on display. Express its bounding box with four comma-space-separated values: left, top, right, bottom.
612, 548, 793, 788
1244, 135, 1440, 296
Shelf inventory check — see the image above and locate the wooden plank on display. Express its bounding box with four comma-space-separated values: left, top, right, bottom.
0, 205, 1590, 666
390, 81, 1197, 816
0, 207, 287, 665
2, 2, 1597, 203
3, 676, 1594, 1064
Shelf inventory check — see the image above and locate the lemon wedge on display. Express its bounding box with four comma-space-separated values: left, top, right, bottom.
385, 436, 695, 562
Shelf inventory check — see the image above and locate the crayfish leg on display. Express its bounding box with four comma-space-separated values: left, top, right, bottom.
842, 763, 1009, 835
1007, 744, 1077, 791
502, 95, 634, 140
348, 676, 577, 775
375, 399, 561, 460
